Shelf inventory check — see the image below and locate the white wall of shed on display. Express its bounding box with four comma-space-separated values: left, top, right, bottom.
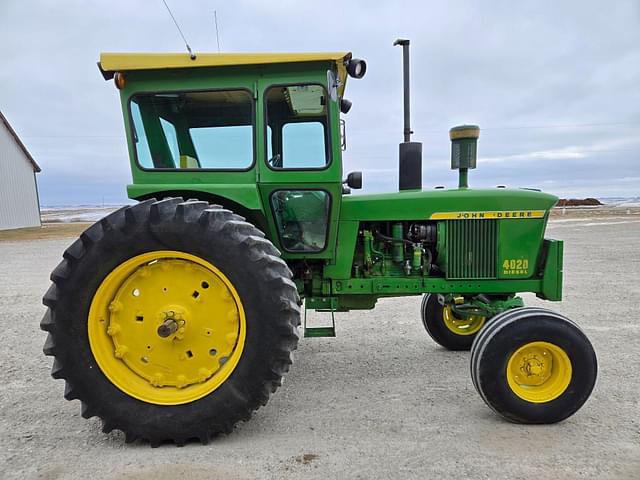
0, 123, 41, 230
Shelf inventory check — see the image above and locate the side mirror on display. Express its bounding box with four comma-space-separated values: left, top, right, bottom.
344, 171, 362, 189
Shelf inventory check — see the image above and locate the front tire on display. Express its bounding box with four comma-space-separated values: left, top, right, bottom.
41, 198, 300, 445
421, 294, 487, 351
470, 307, 597, 424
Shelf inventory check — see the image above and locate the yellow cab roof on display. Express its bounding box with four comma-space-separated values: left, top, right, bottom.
99, 52, 351, 94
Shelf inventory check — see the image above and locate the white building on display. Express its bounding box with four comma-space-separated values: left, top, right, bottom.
0, 111, 41, 230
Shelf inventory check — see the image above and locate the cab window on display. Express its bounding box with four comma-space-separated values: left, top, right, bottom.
265, 85, 329, 169
129, 89, 254, 170
271, 190, 330, 252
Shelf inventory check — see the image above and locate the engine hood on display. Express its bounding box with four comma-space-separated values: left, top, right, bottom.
340, 188, 558, 221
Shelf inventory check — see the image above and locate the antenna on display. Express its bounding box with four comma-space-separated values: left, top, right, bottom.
161, 0, 196, 60
214, 10, 221, 52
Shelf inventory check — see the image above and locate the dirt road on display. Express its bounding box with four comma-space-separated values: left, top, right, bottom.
1, 210, 639, 479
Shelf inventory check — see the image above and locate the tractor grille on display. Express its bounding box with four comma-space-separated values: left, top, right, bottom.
446, 220, 497, 279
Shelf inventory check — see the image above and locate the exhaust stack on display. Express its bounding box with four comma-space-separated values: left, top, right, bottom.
394, 39, 422, 191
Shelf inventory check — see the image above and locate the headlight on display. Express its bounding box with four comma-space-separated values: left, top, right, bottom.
346, 58, 367, 79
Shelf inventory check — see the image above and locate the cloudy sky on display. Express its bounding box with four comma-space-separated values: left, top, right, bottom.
1, 0, 639, 205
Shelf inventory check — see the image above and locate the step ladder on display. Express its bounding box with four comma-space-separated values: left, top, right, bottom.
303, 298, 336, 338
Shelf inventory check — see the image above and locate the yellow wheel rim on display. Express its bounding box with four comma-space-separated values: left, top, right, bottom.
88, 250, 246, 405
442, 305, 486, 336
506, 341, 572, 403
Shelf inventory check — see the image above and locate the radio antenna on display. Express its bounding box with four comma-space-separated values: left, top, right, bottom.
214, 10, 222, 52
161, 0, 196, 59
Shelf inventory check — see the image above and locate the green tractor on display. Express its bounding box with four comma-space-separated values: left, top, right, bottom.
42, 40, 597, 445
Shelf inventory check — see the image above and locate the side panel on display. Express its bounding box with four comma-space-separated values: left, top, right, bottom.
323, 220, 359, 279
127, 183, 263, 210
126, 183, 270, 235
497, 218, 547, 279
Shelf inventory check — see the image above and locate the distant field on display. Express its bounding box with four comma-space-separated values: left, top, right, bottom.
41, 206, 121, 223
549, 205, 640, 219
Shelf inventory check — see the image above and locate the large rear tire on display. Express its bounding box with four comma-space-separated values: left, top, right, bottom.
470, 307, 597, 424
41, 198, 300, 445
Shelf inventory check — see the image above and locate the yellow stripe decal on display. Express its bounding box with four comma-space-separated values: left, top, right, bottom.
430, 210, 546, 220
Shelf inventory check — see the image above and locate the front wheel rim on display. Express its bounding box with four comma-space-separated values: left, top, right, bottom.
442, 305, 486, 336
88, 250, 246, 405
506, 341, 572, 403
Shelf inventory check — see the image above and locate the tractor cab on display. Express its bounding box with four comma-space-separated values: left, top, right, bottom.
99, 52, 365, 258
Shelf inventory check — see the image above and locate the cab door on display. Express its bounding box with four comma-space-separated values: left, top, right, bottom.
256, 73, 343, 260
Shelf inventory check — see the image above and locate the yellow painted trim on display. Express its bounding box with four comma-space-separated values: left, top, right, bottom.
506, 341, 572, 403
449, 128, 480, 140
430, 210, 546, 220
100, 52, 351, 72
88, 250, 246, 406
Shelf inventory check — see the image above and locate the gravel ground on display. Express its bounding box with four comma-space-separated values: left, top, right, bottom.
1, 213, 639, 479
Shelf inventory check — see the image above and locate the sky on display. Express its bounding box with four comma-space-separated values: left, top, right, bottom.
1, 0, 639, 206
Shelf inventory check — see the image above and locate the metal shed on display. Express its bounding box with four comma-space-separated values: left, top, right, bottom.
0, 110, 41, 230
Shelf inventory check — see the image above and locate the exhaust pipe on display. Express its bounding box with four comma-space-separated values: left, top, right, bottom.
394, 39, 422, 191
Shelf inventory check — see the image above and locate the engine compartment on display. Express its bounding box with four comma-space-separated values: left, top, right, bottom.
353, 221, 438, 278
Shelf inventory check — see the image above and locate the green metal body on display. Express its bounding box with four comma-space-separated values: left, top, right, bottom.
114, 60, 563, 316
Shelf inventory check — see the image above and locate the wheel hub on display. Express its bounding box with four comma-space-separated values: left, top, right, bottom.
106, 258, 239, 389
506, 341, 572, 403
88, 251, 246, 405
519, 353, 549, 384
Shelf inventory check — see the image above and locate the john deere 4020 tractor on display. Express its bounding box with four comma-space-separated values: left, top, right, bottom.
42, 40, 597, 445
